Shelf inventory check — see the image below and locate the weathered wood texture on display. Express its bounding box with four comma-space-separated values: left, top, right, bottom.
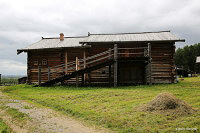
149, 43, 175, 84
27, 42, 176, 85
27, 50, 65, 84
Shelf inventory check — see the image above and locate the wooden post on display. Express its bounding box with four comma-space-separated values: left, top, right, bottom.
0, 74, 1, 86
84, 49, 86, 68
81, 73, 84, 86
38, 66, 41, 85
114, 44, 118, 87
48, 67, 50, 81
65, 51, 68, 74
148, 43, 152, 85
108, 48, 112, 86
109, 48, 112, 59
83, 49, 86, 85
109, 65, 111, 86
76, 57, 79, 87
171, 43, 176, 83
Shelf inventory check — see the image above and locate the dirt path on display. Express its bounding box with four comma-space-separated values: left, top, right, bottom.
0, 91, 112, 133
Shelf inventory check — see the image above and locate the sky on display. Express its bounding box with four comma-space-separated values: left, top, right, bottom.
0, 0, 200, 75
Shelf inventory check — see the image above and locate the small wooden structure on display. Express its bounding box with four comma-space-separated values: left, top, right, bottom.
17, 31, 185, 86
196, 56, 200, 64
18, 77, 27, 84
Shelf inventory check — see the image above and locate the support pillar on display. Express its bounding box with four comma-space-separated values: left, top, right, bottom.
114, 44, 118, 87
38, 66, 41, 85
148, 43, 152, 85
76, 57, 79, 87
108, 48, 112, 86
0, 74, 1, 86
48, 67, 50, 81
83, 49, 86, 85
65, 51, 68, 74
82, 73, 84, 86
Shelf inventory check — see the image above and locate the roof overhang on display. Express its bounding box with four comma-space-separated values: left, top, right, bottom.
17, 45, 91, 55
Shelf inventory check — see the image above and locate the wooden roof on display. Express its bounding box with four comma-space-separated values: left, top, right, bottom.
80, 31, 185, 44
17, 31, 185, 54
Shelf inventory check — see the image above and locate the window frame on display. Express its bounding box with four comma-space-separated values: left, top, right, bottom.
42, 59, 48, 66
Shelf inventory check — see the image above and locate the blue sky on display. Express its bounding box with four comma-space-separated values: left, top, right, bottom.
0, 0, 200, 75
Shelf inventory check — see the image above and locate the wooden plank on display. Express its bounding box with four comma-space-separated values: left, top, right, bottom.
83, 49, 87, 83
48, 67, 50, 81
114, 44, 118, 87
65, 51, 68, 74
76, 57, 79, 87
38, 66, 41, 85
82, 73, 84, 86
109, 65, 112, 86
148, 43, 152, 85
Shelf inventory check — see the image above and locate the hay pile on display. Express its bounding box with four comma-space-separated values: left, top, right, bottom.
139, 92, 195, 116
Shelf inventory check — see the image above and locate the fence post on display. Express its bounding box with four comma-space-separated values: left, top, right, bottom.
48, 67, 50, 81
114, 44, 118, 87
38, 66, 41, 85
0, 74, 1, 86
148, 43, 152, 85
76, 57, 79, 87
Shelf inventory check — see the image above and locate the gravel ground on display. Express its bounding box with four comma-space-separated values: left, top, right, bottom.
0, 91, 112, 133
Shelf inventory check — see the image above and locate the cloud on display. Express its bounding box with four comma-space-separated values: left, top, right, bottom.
0, 59, 26, 75
0, 0, 200, 75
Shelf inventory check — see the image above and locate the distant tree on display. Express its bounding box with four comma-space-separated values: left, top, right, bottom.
175, 43, 200, 73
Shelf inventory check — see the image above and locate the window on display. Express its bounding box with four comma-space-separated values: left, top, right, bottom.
33, 60, 38, 66
42, 59, 47, 65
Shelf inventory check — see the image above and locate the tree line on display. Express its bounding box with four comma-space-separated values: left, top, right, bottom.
175, 43, 200, 73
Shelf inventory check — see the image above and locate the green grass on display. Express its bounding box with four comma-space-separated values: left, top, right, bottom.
6, 108, 29, 123
1, 77, 200, 132
1, 78, 18, 86
0, 118, 11, 133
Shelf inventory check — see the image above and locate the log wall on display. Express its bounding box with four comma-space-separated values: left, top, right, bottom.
150, 42, 175, 84
27, 50, 65, 84
27, 42, 176, 85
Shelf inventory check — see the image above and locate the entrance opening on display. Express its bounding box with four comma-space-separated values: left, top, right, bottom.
118, 61, 146, 85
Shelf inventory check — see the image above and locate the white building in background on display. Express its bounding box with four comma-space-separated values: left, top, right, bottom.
196, 56, 200, 63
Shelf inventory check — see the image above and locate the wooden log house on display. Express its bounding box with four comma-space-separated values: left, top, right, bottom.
17, 31, 185, 86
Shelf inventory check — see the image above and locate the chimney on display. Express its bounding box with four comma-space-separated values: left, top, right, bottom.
60, 33, 64, 41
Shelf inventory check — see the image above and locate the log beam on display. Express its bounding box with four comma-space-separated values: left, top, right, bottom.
114, 44, 118, 87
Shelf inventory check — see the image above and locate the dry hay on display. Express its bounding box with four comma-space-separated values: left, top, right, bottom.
139, 92, 195, 116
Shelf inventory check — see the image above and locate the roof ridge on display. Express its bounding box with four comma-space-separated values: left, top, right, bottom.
42, 36, 88, 39
89, 30, 171, 35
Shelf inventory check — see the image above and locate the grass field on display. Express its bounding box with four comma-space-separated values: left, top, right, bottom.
1, 77, 200, 132
0, 78, 18, 86
0, 118, 11, 133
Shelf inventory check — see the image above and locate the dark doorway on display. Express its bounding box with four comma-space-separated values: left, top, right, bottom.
118, 62, 145, 85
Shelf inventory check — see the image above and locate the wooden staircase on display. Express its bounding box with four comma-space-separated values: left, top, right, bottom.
37, 45, 150, 87
40, 59, 114, 86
